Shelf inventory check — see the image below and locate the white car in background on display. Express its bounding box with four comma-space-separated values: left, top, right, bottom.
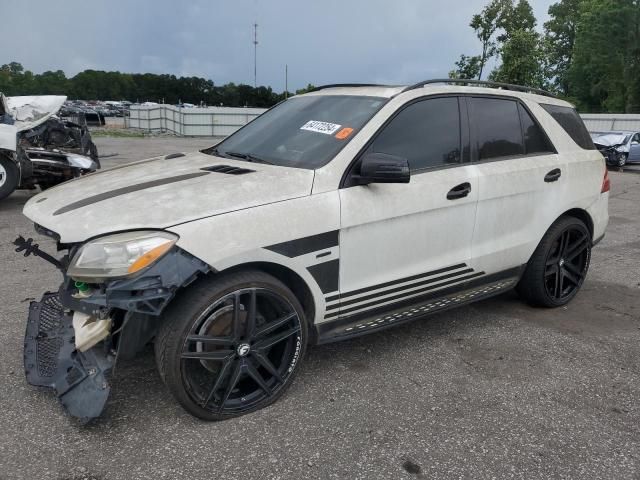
17, 79, 609, 422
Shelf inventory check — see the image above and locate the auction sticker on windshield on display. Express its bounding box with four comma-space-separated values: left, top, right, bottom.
300, 120, 342, 135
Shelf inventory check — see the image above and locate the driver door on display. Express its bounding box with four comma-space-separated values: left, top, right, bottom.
333, 96, 479, 320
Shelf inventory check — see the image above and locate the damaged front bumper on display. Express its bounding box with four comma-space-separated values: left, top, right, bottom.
17, 236, 210, 422
24, 293, 113, 422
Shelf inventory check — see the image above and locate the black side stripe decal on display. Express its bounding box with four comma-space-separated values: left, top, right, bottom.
325, 271, 485, 319
325, 262, 467, 303
325, 267, 475, 311
266, 230, 339, 258
53, 172, 210, 215
307, 259, 339, 294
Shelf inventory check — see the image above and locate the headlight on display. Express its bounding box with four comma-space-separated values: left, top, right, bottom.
67, 231, 178, 281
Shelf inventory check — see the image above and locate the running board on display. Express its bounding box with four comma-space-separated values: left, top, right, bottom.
315, 268, 523, 344
24, 292, 114, 422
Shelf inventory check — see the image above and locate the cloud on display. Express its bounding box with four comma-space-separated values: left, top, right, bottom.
0, 0, 555, 90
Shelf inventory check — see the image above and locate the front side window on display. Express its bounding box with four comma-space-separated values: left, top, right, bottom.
469, 97, 524, 160
632, 133, 640, 143
364, 97, 462, 171
205, 95, 386, 169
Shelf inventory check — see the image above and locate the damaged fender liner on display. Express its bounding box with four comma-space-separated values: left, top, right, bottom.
24, 247, 211, 421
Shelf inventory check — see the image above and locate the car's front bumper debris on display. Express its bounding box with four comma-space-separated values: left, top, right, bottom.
24, 292, 113, 422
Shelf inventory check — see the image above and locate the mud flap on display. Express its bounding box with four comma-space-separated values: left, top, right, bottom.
23, 292, 113, 422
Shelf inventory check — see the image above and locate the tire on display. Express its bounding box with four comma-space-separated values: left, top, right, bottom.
0, 155, 19, 200
516, 216, 591, 307
155, 270, 308, 420
617, 153, 627, 167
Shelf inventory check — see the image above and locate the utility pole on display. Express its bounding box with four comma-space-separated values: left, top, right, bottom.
285, 64, 288, 99
253, 23, 258, 88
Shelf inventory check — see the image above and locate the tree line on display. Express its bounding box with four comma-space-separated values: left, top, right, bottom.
0, 62, 316, 108
450, 0, 640, 113
2, 0, 639, 113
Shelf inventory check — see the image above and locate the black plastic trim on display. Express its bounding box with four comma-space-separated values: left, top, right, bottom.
316, 266, 524, 344
325, 262, 467, 303
307, 259, 339, 294
325, 271, 484, 319
265, 230, 339, 258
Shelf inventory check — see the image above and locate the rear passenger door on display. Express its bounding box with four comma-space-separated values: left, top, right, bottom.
468, 96, 564, 276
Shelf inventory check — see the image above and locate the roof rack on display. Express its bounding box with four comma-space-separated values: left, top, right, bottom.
401, 78, 557, 99
308, 83, 396, 92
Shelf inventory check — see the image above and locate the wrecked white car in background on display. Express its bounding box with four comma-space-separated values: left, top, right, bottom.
591, 130, 640, 167
0, 94, 99, 200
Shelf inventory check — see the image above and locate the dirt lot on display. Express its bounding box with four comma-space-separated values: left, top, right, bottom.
0, 137, 639, 480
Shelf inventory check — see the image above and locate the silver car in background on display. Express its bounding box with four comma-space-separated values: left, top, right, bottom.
591, 131, 640, 166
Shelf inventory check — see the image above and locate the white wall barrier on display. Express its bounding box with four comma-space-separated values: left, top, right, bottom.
126, 106, 640, 137
581, 114, 640, 132
127, 105, 267, 136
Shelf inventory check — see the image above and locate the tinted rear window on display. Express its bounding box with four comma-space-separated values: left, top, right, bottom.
540, 104, 595, 150
470, 97, 524, 160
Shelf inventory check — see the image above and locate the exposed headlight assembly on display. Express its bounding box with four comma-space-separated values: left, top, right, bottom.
67, 231, 178, 282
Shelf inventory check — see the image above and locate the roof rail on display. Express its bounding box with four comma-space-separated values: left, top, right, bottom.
401, 78, 557, 99
307, 83, 396, 92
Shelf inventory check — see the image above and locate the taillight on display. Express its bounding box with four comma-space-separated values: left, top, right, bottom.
601, 167, 610, 193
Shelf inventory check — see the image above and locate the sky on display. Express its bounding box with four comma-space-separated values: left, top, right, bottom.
2, 0, 555, 91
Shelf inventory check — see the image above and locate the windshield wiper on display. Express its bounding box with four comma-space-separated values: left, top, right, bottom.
223, 151, 273, 165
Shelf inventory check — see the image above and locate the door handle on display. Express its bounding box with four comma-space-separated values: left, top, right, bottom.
544, 168, 562, 182
447, 182, 472, 200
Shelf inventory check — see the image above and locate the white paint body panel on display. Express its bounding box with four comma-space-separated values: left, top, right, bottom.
0, 123, 17, 151
23, 151, 314, 243
339, 166, 478, 293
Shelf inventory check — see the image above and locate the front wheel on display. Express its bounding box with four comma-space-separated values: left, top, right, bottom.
516, 216, 591, 307
155, 271, 307, 420
0, 155, 19, 200
617, 153, 627, 167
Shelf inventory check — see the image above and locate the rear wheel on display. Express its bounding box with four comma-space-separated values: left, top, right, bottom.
0, 155, 19, 200
517, 216, 591, 307
155, 271, 307, 420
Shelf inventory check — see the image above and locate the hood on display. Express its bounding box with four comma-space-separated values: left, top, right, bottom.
591, 133, 630, 148
23, 151, 315, 243
3, 95, 67, 131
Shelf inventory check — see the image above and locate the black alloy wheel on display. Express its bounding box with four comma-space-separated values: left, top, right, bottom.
517, 216, 591, 307
155, 271, 307, 420
543, 226, 590, 301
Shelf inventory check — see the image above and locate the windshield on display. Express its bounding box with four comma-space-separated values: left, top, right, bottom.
205, 95, 386, 169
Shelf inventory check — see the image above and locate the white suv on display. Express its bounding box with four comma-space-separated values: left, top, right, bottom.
19, 80, 609, 422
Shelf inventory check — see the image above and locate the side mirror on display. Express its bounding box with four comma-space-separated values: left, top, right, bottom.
353, 152, 410, 185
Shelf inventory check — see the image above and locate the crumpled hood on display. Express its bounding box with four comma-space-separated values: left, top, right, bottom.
23, 151, 314, 242
4, 94, 67, 131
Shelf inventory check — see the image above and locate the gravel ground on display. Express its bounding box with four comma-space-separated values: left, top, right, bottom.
0, 137, 639, 480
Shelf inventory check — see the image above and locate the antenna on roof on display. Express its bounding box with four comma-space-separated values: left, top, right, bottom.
253, 23, 258, 88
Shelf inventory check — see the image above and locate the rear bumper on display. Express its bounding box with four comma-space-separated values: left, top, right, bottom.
24, 292, 113, 422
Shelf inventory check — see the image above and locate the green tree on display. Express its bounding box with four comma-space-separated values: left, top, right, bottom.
490, 0, 544, 87
469, 0, 511, 79
568, 0, 640, 112
543, 0, 583, 96
449, 55, 482, 79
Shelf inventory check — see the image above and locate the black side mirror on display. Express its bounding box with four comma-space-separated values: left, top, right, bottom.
353, 152, 410, 185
